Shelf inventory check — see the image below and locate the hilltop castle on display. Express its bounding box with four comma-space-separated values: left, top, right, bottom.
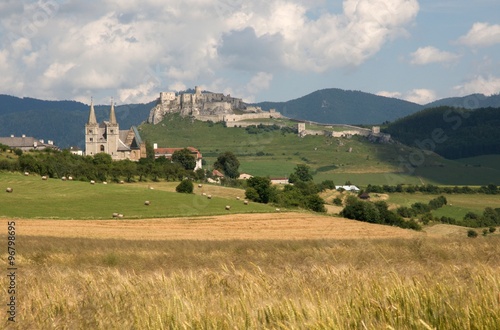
148, 86, 281, 124
85, 100, 146, 160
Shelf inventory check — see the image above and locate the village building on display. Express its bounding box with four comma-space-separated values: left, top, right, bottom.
0, 135, 58, 151
85, 99, 146, 161
153, 145, 203, 170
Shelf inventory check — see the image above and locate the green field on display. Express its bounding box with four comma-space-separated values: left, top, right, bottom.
139, 114, 500, 185
386, 193, 500, 220
0, 172, 275, 219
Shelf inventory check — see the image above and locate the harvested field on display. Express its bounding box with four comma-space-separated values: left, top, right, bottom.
6, 212, 420, 240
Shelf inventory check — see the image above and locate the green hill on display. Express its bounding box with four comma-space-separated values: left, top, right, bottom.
384, 106, 500, 159
255, 88, 423, 124
424, 93, 500, 109
139, 113, 500, 185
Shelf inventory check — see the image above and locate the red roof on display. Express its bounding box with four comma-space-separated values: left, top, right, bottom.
154, 147, 202, 159
212, 169, 224, 177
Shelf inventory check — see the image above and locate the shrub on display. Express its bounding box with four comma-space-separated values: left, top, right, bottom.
467, 230, 478, 238
489, 226, 497, 234
333, 197, 343, 206
175, 179, 193, 194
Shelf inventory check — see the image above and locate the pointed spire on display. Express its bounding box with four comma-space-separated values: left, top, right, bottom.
109, 97, 117, 124
87, 97, 97, 125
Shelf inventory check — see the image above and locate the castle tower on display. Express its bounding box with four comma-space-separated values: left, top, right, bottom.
85, 98, 99, 156
106, 99, 119, 157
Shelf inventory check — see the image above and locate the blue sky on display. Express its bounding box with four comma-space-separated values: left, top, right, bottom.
1, 0, 499, 105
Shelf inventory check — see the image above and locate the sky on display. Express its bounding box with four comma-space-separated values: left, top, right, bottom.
1, 0, 499, 105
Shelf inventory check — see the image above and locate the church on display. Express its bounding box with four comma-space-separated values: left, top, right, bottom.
85, 99, 146, 161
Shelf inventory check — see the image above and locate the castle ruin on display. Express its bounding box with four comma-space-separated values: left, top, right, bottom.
147, 86, 281, 125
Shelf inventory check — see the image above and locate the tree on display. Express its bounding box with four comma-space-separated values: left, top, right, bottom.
172, 148, 196, 171
246, 176, 272, 203
214, 152, 240, 179
289, 164, 313, 183
176, 179, 193, 193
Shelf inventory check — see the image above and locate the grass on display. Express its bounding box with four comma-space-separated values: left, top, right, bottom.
2, 234, 500, 329
139, 114, 500, 185
387, 193, 500, 219
0, 172, 275, 219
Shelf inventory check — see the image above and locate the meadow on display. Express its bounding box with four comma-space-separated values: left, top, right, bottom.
138, 115, 500, 185
0, 172, 275, 219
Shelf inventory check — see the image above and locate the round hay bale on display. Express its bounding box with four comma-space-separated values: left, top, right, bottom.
68, 176, 73, 181
198, 184, 202, 188
119, 180, 125, 184
202, 192, 207, 196
61, 176, 67, 181
144, 201, 150, 206
112, 213, 119, 218
117, 214, 124, 219
24, 172, 29, 176
225, 205, 231, 210
90, 180, 95, 185
236, 196, 240, 200
243, 200, 248, 205
6, 187, 13, 193
41, 176, 47, 180
103, 181, 107, 185
275, 208, 281, 212
207, 195, 212, 199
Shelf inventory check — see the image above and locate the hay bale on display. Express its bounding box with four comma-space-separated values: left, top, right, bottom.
275, 208, 281, 212
198, 184, 202, 188
202, 192, 207, 196
68, 176, 73, 181
41, 176, 47, 180
207, 195, 212, 199
103, 181, 107, 185
61, 176, 67, 181
6, 187, 13, 193
112, 213, 119, 218
24, 172, 29, 176
119, 180, 125, 184
243, 200, 248, 205
144, 201, 150, 206
90, 180, 95, 184
117, 214, 124, 219
225, 205, 231, 210
236, 197, 240, 200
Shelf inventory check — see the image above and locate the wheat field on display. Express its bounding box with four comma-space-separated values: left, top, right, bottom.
1, 215, 499, 329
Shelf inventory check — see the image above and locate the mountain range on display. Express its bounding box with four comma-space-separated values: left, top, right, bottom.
1, 89, 499, 148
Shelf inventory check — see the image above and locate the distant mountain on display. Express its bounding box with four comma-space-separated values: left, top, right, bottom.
255, 88, 423, 125
385, 106, 500, 159
0, 95, 154, 148
424, 93, 500, 109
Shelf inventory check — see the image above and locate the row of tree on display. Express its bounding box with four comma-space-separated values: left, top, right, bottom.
365, 183, 499, 195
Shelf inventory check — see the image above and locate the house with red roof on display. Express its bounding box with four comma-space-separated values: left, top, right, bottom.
153, 145, 203, 170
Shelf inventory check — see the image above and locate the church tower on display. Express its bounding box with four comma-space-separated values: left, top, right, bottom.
85, 98, 99, 156
105, 98, 119, 157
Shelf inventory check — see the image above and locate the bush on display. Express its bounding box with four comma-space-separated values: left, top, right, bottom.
489, 226, 497, 234
175, 179, 193, 194
333, 197, 343, 206
467, 230, 478, 238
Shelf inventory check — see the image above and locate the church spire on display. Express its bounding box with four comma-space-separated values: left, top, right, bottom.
109, 97, 117, 124
87, 97, 97, 125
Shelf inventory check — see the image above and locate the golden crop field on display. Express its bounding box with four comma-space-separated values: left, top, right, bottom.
1, 213, 500, 329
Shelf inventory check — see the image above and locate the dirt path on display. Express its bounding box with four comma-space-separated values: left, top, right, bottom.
3, 213, 421, 240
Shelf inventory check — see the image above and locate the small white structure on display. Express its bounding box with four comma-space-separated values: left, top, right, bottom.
335, 185, 360, 192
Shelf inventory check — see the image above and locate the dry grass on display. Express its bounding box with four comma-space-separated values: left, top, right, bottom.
2, 215, 499, 329
6, 212, 419, 240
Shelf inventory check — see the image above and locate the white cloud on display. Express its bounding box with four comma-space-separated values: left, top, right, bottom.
410, 46, 460, 65
0, 0, 420, 103
457, 22, 500, 47
377, 89, 437, 104
453, 75, 500, 96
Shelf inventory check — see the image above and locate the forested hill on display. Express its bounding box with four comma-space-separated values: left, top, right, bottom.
0, 95, 154, 148
424, 93, 500, 109
384, 106, 500, 159
255, 88, 423, 125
